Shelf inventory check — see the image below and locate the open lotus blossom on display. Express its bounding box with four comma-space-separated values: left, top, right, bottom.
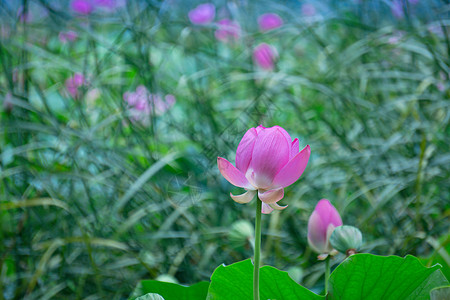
307, 199, 343, 255
188, 3, 215, 25
217, 125, 311, 214
215, 19, 241, 43
253, 43, 278, 71
258, 13, 283, 32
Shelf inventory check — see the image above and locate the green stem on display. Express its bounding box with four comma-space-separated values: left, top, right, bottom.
325, 256, 330, 296
253, 199, 262, 300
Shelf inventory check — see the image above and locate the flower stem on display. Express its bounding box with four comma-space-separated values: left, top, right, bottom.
324, 255, 330, 296
253, 199, 262, 300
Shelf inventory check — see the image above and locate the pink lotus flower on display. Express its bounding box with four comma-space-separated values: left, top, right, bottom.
59, 31, 78, 43
188, 3, 215, 25
307, 199, 343, 254
253, 43, 278, 71
258, 13, 283, 32
65, 73, 86, 98
217, 125, 311, 214
71, 0, 94, 15
215, 19, 241, 43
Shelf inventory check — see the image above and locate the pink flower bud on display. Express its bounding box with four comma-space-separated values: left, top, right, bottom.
258, 13, 283, 32
307, 199, 343, 254
188, 3, 215, 25
217, 125, 311, 214
253, 43, 277, 71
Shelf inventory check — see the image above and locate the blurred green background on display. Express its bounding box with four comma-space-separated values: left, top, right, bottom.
0, 0, 449, 299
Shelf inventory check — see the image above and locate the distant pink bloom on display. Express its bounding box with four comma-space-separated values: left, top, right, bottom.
436, 82, 445, 92
388, 31, 404, 44
1, 25, 10, 39
217, 125, 311, 214
71, 0, 94, 15
65, 73, 86, 98
428, 24, 444, 37
17, 6, 32, 23
258, 13, 283, 32
93, 0, 116, 8
123, 86, 175, 125
307, 199, 343, 254
253, 43, 277, 71
188, 3, 215, 25
301, 4, 316, 17
408, 0, 419, 5
215, 19, 241, 42
59, 31, 78, 43
3, 92, 13, 113
391, 0, 404, 19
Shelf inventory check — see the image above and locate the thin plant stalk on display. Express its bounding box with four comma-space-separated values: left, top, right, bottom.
253, 199, 262, 300
324, 255, 330, 296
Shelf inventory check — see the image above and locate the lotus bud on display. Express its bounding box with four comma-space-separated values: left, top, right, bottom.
307, 199, 343, 255
329, 225, 363, 256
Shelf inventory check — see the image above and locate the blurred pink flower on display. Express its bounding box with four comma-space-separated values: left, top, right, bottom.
253, 43, 277, 71
258, 13, 283, 32
391, 0, 404, 19
17, 6, 32, 23
408, 0, 419, 5
123, 86, 176, 125
428, 24, 444, 37
307, 199, 343, 254
188, 3, 215, 25
217, 125, 311, 214
301, 4, 316, 17
388, 31, 404, 44
65, 73, 86, 98
71, 0, 94, 15
93, 0, 116, 8
215, 19, 241, 42
59, 31, 78, 43
436, 82, 445, 92
3, 92, 13, 113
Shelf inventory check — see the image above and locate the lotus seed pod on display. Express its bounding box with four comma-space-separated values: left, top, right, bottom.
330, 225, 363, 255
229, 220, 254, 248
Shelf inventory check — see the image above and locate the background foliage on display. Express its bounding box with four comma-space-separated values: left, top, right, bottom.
0, 0, 449, 299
